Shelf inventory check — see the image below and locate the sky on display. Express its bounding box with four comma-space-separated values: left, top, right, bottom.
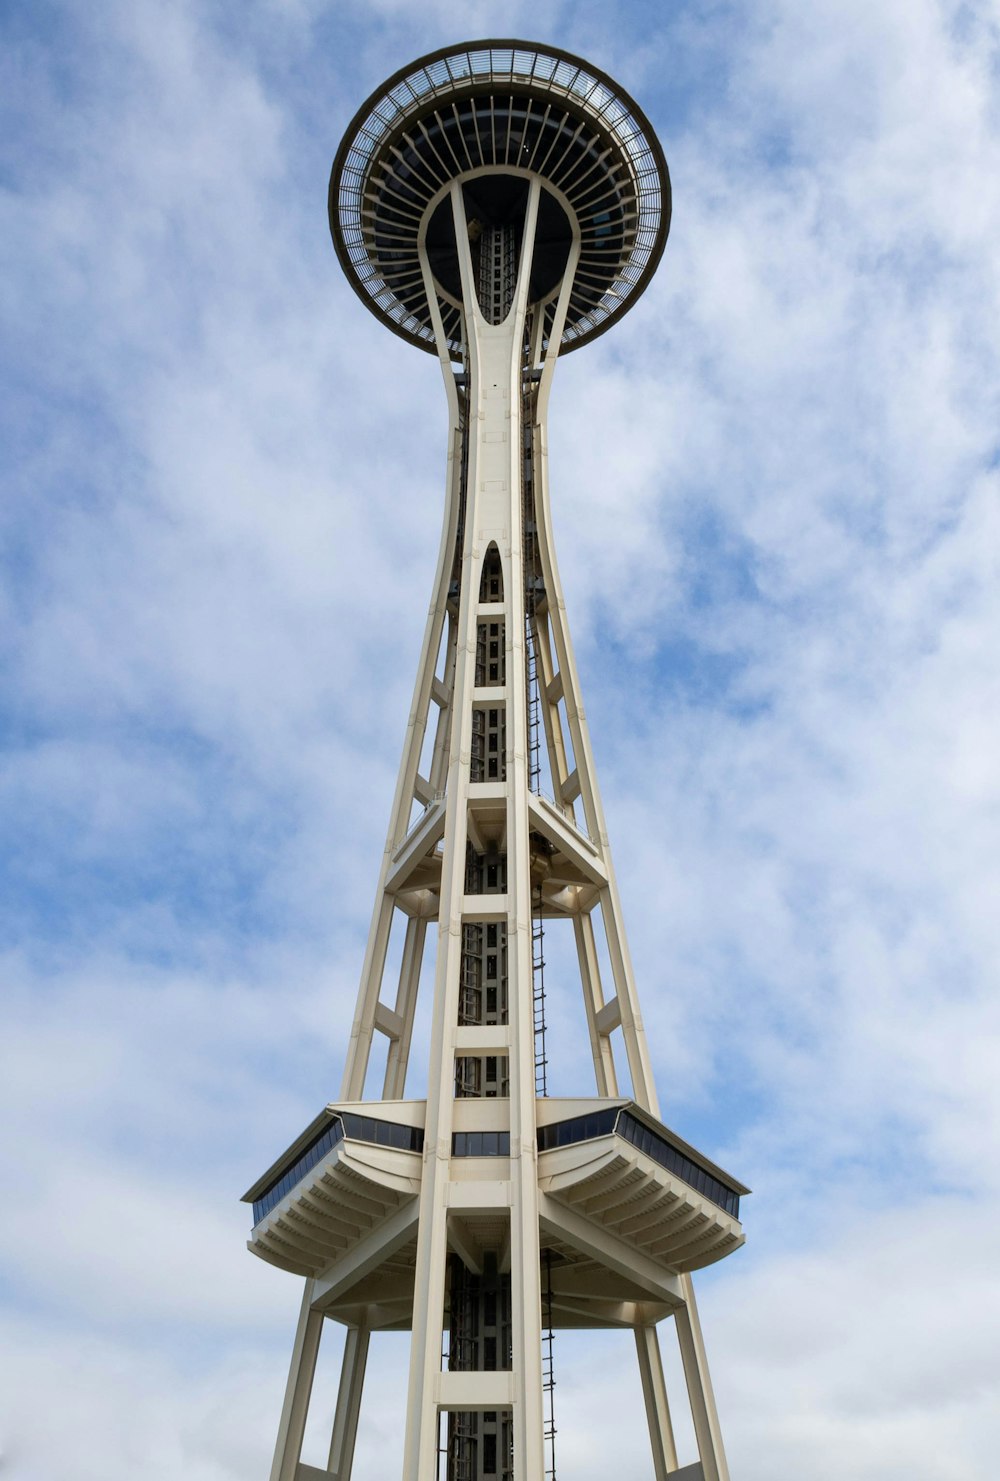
2, 0, 999, 1477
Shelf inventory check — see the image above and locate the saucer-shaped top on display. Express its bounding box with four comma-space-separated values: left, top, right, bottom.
330, 40, 670, 357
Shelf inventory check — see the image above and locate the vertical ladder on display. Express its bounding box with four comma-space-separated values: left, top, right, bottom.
532, 883, 548, 1097
445, 1256, 480, 1481
542, 1250, 557, 1481
525, 617, 542, 795
524, 439, 548, 1095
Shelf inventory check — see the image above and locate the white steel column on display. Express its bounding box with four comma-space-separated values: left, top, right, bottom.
383, 918, 427, 1099
675, 1273, 731, 1481
327, 1325, 370, 1481
499, 179, 547, 1481
269, 1280, 323, 1481
338, 361, 463, 1104
573, 912, 619, 1098
529, 405, 660, 1117
635, 1322, 680, 1479
399, 174, 553, 1481
526, 190, 731, 1476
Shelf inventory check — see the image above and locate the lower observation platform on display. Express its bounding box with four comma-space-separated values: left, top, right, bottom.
243, 1101, 748, 1330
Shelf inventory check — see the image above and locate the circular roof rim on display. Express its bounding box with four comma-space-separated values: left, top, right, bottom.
329, 38, 671, 357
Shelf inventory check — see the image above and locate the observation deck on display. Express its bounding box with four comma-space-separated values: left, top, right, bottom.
243, 1100, 747, 1308
329, 39, 670, 357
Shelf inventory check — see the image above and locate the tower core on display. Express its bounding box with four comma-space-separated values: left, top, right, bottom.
245, 40, 747, 1481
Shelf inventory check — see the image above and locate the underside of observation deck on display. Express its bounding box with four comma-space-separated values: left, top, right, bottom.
244, 1099, 747, 1328
329, 39, 670, 356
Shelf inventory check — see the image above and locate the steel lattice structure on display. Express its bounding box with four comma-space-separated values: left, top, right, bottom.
329, 40, 669, 355
245, 39, 747, 1481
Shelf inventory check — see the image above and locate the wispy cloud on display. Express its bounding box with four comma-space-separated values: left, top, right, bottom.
2, 0, 999, 1476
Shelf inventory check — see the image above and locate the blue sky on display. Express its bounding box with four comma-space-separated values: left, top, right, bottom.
2, 1, 999, 1477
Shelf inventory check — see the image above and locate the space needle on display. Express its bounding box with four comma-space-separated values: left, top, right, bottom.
243, 40, 748, 1481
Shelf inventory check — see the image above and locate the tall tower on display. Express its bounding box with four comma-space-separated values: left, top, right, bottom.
244, 40, 748, 1481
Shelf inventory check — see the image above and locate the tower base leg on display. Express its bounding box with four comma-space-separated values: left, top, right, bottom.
675, 1275, 730, 1481
327, 1325, 369, 1481
270, 1280, 323, 1481
635, 1321, 679, 1478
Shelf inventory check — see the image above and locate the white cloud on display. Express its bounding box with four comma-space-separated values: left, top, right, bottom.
712, 1200, 1000, 1479
2, 0, 999, 1475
